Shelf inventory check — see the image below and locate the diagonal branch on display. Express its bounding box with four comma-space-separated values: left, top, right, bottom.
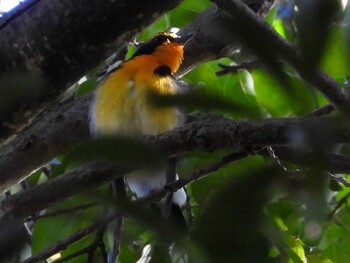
0, 163, 124, 218
3, 117, 350, 221
22, 213, 117, 263
213, 0, 350, 113
2, 112, 350, 193
139, 151, 249, 204
0, 0, 183, 138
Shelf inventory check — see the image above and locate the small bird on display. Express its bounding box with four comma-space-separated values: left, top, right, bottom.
90, 32, 193, 229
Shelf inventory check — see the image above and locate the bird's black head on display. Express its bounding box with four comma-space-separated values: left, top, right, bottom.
132, 32, 193, 58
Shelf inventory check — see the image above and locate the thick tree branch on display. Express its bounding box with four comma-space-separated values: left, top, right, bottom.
0, 0, 183, 138
1, 150, 249, 221
0, 163, 123, 218
3, 139, 350, 226
213, 0, 350, 113
0, 95, 91, 191
3, 116, 350, 218
1, 104, 350, 193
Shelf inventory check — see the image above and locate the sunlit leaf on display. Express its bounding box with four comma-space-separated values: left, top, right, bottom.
252, 69, 315, 116
76, 79, 97, 97
321, 26, 350, 78
319, 224, 350, 263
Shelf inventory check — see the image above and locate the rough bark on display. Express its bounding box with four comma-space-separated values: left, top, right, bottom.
0, 0, 183, 137
2, 133, 350, 220
0, 95, 90, 191
0, 163, 119, 218
178, 0, 272, 76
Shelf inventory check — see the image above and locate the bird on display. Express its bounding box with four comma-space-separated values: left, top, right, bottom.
89, 31, 193, 232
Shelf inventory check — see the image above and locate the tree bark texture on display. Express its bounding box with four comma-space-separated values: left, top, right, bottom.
0, 0, 182, 137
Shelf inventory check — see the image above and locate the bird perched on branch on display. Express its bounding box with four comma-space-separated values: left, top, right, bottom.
90, 32, 193, 232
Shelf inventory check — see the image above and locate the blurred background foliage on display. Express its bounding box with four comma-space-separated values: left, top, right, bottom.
7, 0, 350, 262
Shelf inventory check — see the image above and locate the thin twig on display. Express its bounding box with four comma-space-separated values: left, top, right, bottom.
53, 243, 97, 263
138, 151, 249, 204
97, 229, 109, 263
22, 213, 117, 263
328, 191, 350, 220
53, 229, 107, 263
266, 146, 288, 172
305, 104, 335, 118
216, 60, 262, 76
110, 178, 127, 263
328, 173, 350, 187
25, 203, 100, 222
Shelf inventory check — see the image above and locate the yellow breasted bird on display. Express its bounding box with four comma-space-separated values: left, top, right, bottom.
90, 32, 193, 229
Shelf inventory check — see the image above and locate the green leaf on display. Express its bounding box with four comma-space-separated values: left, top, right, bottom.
32, 195, 103, 261
321, 26, 350, 78
76, 79, 97, 97
184, 59, 263, 118
319, 224, 350, 263
253, 69, 315, 116
185, 154, 265, 211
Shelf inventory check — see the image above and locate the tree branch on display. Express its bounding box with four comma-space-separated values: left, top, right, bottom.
25, 203, 99, 222
0, 163, 124, 218
0, 94, 91, 192
22, 213, 116, 263
216, 60, 262, 76
3, 115, 350, 219
1, 112, 350, 193
260, 147, 350, 175
110, 178, 127, 263
213, 0, 350, 113
139, 151, 249, 204
0, 0, 183, 138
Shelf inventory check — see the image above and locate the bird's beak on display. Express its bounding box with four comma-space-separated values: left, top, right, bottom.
175, 33, 194, 45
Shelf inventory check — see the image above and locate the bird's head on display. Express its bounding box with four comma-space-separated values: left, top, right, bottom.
132, 32, 193, 74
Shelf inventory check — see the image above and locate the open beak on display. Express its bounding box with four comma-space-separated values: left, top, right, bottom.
175, 33, 194, 45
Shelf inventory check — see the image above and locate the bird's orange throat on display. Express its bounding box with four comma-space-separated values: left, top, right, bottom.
152, 42, 184, 74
